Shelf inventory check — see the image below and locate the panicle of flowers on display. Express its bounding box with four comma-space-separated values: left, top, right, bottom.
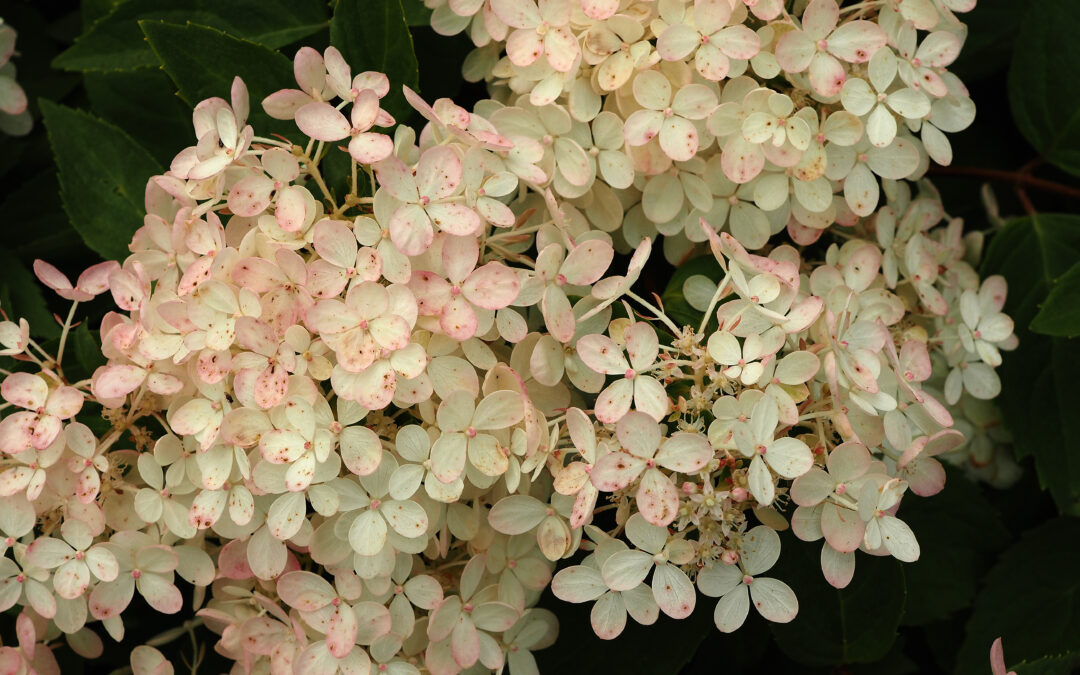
0, 0, 1021, 672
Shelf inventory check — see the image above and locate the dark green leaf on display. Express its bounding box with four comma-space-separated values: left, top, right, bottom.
951, 0, 1030, 82
40, 100, 163, 261
84, 69, 193, 165
56, 0, 328, 72
140, 21, 296, 138
330, 0, 420, 123
1012, 653, 1080, 675
67, 323, 106, 383
981, 214, 1080, 514
400, 0, 433, 26
1030, 262, 1080, 338
955, 518, 1080, 675
0, 252, 59, 340
1008, 0, 1080, 176
769, 537, 906, 666
899, 470, 1010, 625
659, 254, 724, 332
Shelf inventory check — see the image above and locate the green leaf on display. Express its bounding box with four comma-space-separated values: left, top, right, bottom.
659, 254, 724, 332
0, 252, 59, 340
769, 537, 906, 666
400, 0, 434, 26
330, 0, 420, 123
1030, 262, 1080, 338
981, 214, 1080, 514
140, 21, 296, 138
40, 100, 163, 261
56, 0, 327, 72
1012, 653, 1080, 675
68, 323, 106, 383
950, 0, 1028, 82
955, 518, 1080, 675
84, 69, 193, 165
1008, 0, 1080, 176
899, 470, 1010, 625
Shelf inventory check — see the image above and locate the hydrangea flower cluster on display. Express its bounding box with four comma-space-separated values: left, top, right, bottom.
0, 1, 1019, 672
0, 18, 32, 136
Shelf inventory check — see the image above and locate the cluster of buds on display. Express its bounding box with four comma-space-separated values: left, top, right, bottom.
0, 0, 1017, 672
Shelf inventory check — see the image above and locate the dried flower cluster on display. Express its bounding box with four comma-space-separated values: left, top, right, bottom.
0, 0, 1019, 673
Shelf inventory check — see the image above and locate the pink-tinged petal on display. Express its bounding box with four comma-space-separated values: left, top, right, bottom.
353, 71, 390, 97
32, 260, 73, 293
354, 360, 397, 410
1, 372, 47, 409
594, 378, 633, 424
231, 257, 287, 292
721, 136, 765, 184
749, 577, 798, 623
820, 503, 864, 553
623, 109, 663, 147
349, 132, 394, 164
295, 102, 351, 142
821, 545, 855, 588
442, 234, 480, 285
327, 604, 359, 658
313, 219, 359, 269
440, 295, 479, 340
541, 284, 576, 343
340, 425, 383, 476
390, 204, 435, 256
304, 260, 348, 298
652, 564, 696, 619
275, 185, 309, 232
637, 467, 679, 526
490, 0, 541, 29
902, 457, 946, 497
426, 202, 482, 236
590, 451, 646, 491
29, 415, 61, 450
826, 20, 886, 64
417, 146, 463, 201
227, 174, 274, 217
45, 386, 83, 419
581, 0, 618, 19
809, 52, 847, 97
506, 29, 544, 68
76, 261, 120, 296
463, 262, 520, 310
657, 24, 701, 61
0, 412, 35, 454
89, 576, 135, 620
775, 31, 816, 73
716, 25, 761, 59
409, 271, 453, 316
576, 335, 628, 374
262, 89, 311, 121
802, 0, 839, 39
91, 365, 147, 400
659, 116, 699, 162
544, 27, 579, 72
370, 315, 411, 350
293, 46, 326, 96
254, 363, 289, 409
561, 239, 613, 286
136, 573, 182, 614
374, 155, 420, 201
695, 43, 731, 81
